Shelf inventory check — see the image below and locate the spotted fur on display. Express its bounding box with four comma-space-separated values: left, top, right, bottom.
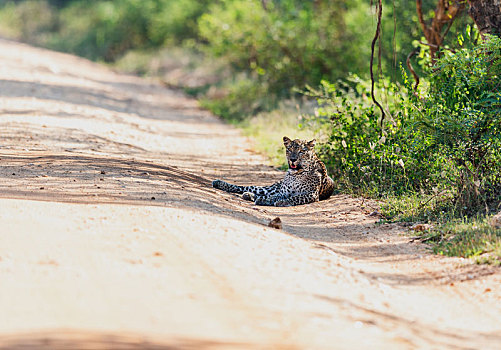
212, 136, 334, 207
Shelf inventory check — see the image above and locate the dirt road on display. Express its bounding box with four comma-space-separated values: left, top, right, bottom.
0, 39, 500, 350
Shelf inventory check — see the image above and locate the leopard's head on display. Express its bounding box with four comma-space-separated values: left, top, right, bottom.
283, 136, 316, 171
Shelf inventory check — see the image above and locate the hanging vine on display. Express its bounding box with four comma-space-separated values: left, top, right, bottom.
370, 0, 386, 128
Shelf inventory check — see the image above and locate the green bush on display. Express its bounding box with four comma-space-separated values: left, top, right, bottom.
198, 0, 372, 100
0, 0, 210, 62
52, 0, 166, 61
145, 0, 210, 46
409, 34, 501, 213
302, 76, 419, 197
308, 35, 500, 220
0, 0, 58, 43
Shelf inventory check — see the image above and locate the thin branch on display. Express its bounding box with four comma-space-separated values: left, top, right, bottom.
370, 0, 386, 129
416, 0, 429, 38
440, 3, 463, 41
442, 16, 455, 38
418, 40, 457, 53
392, 0, 397, 81
418, 40, 440, 49
406, 49, 420, 90
419, 190, 449, 209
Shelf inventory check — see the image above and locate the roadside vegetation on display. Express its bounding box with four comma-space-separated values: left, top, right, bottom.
0, 0, 499, 263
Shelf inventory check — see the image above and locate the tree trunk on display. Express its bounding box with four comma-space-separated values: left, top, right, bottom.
468, 0, 501, 37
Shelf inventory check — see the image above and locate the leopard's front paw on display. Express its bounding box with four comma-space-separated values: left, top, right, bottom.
242, 192, 255, 201
273, 199, 291, 207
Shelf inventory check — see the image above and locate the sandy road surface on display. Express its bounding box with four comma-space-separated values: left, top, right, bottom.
0, 38, 500, 349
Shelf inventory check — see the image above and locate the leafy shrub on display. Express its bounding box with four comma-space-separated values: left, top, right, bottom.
198, 0, 372, 100
308, 35, 500, 220
0, 0, 58, 43
0, 0, 210, 62
52, 0, 165, 61
145, 0, 211, 46
409, 34, 501, 213
302, 76, 418, 197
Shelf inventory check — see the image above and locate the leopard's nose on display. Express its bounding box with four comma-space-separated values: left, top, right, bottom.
290, 158, 297, 163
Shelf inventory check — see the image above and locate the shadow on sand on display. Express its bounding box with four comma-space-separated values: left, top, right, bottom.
0, 330, 267, 350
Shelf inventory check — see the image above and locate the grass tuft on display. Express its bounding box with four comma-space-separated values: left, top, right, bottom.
414, 216, 501, 263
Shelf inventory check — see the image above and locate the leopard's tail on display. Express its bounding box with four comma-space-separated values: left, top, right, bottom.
212, 179, 247, 194
212, 179, 282, 196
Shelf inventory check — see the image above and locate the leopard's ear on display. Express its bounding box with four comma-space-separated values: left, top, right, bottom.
283, 136, 292, 147
307, 139, 316, 149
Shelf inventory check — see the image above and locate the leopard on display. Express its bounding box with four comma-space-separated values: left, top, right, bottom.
212, 136, 335, 206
